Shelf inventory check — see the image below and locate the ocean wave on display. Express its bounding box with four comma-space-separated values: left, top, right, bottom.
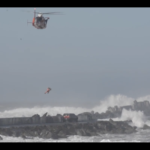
0, 94, 146, 118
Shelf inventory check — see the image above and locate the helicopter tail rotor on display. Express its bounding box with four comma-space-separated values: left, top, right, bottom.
27, 20, 32, 25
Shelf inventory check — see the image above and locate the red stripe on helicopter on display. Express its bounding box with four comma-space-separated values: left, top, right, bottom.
32, 18, 35, 26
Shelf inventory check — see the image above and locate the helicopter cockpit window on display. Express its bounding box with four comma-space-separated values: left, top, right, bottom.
36, 17, 42, 23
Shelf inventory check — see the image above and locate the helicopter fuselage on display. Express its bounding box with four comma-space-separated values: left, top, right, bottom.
33, 16, 49, 29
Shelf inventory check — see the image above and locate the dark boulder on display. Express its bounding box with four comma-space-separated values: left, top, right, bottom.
78, 112, 93, 122
142, 124, 150, 130
40, 113, 48, 124
0, 136, 3, 140
31, 114, 40, 124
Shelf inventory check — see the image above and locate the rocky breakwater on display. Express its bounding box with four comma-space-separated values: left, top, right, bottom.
0, 119, 137, 140
0, 113, 64, 126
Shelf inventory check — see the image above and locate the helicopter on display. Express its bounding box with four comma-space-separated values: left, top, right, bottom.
23, 8, 62, 29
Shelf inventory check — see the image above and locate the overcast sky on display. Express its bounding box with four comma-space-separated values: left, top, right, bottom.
0, 7, 150, 108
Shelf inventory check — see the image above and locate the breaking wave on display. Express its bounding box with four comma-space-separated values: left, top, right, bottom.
0, 94, 131, 117
0, 94, 150, 118
119, 109, 146, 128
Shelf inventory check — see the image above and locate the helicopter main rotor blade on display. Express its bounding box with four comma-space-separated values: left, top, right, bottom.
21, 10, 63, 15
21, 10, 34, 13
21, 8, 36, 13
36, 12, 63, 15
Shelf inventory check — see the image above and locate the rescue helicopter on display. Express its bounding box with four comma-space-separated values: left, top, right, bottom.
23, 8, 62, 29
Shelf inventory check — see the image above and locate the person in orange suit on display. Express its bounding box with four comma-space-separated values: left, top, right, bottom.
45, 87, 51, 94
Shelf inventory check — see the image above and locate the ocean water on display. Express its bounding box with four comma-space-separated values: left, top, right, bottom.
1, 94, 150, 142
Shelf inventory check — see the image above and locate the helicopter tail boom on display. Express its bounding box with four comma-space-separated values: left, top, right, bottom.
27, 20, 32, 26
